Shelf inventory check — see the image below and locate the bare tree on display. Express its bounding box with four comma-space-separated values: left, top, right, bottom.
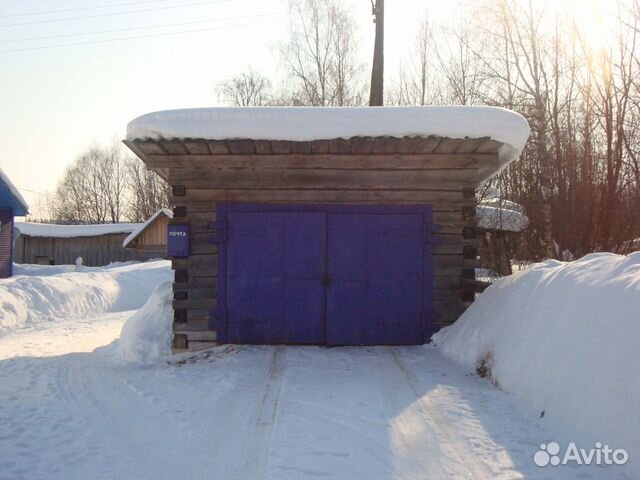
216, 68, 272, 106
54, 141, 129, 224
280, 0, 365, 106
126, 159, 171, 222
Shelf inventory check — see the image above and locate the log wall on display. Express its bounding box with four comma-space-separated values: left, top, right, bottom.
128, 136, 501, 352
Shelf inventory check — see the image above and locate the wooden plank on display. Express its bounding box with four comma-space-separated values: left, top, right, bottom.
473, 138, 503, 154
414, 136, 441, 153
187, 341, 217, 352
172, 189, 473, 206
206, 140, 230, 154
254, 140, 272, 154
271, 140, 291, 154
173, 298, 217, 310
135, 139, 168, 155
172, 285, 217, 299
350, 137, 374, 154
184, 139, 211, 155
291, 141, 312, 154
433, 138, 462, 154
372, 137, 400, 154
454, 137, 488, 154
227, 139, 255, 154
148, 153, 489, 170
173, 320, 211, 331
183, 331, 217, 342
159, 139, 189, 155
172, 254, 218, 274
311, 139, 329, 154
174, 277, 218, 290
433, 244, 464, 254
170, 168, 478, 190
396, 137, 419, 154
329, 138, 352, 154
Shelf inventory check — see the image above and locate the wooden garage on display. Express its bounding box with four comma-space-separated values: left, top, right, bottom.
124, 106, 530, 351
0, 168, 29, 278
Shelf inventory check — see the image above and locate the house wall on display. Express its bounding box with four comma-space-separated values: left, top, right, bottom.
0, 208, 14, 278
127, 215, 169, 261
130, 137, 499, 351
14, 233, 135, 266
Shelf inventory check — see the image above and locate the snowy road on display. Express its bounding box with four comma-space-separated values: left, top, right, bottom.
0, 312, 622, 480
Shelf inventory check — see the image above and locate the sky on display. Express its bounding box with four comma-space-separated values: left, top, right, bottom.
0, 0, 614, 217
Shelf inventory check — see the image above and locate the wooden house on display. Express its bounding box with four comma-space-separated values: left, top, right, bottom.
0, 168, 29, 278
123, 208, 173, 260
14, 222, 142, 267
124, 106, 530, 351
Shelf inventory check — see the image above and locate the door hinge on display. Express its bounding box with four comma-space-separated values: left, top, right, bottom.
423, 223, 442, 245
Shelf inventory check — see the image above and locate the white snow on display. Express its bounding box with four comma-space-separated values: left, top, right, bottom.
477, 201, 529, 232
434, 252, 640, 478
0, 260, 171, 334
0, 167, 29, 215
14, 221, 143, 238
123, 208, 173, 248
0, 256, 634, 479
118, 282, 173, 366
126, 106, 531, 182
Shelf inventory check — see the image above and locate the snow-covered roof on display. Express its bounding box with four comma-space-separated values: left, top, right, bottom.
123, 208, 173, 248
0, 168, 29, 216
477, 200, 529, 232
126, 106, 530, 182
15, 222, 143, 238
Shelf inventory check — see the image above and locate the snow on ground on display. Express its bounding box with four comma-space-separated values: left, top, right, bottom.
0, 258, 634, 479
0, 260, 171, 334
435, 252, 640, 478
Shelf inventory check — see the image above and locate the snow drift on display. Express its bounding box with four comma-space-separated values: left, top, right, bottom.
118, 281, 173, 366
434, 253, 640, 475
0, 260, 172, 334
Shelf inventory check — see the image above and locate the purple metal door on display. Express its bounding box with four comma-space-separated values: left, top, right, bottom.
216, 204, 434, 345
223, 210, 326, 344
326, 211, 426, 345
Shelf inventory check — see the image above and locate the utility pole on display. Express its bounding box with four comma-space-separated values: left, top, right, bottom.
369, 0, 384, 106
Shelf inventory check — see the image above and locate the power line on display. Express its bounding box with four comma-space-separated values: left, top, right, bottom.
16, 186, 58, 197
0, 0, 175, 19
0, 0, 229, 28
0, 12, 282, 43
0, 18, 284, 53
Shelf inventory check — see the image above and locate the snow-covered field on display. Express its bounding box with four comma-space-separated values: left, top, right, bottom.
0, 258, 636, 479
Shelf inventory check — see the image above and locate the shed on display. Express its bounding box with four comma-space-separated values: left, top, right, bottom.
14, 222, 142, 267
477, 197, 529, 276
123, 208, 173, 260
125, 106, 530, 351
0, 168, 29, 278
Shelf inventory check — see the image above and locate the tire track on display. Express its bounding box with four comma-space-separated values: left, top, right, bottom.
385, 347, 492, 479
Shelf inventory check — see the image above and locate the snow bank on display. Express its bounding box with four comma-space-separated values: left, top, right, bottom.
0, 260, 172, 334
126, 106, 530, 182
118, 282, 173, 366
434, 253, 640, 474
15, 222, 142, 238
